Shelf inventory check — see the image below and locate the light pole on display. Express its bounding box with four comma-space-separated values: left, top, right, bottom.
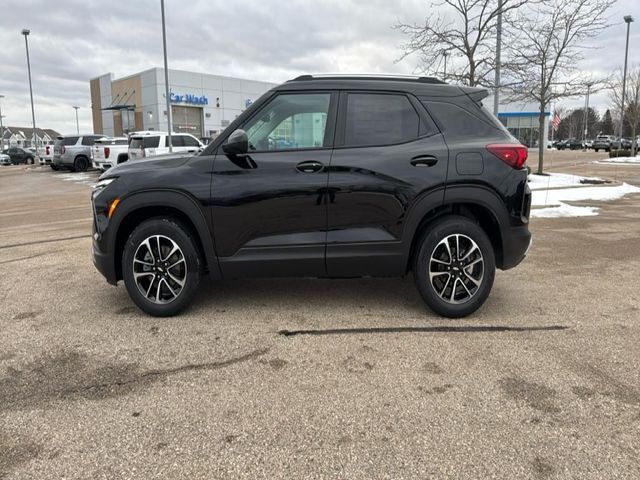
494, 0, 503, 115
618, 15, 634, 144
442, 51, 448, 79
22, 29, 38, 155
161, 0, 173, 152
72, 106, 80, 134
582, 82, 592, 145
0, 94, 4, 151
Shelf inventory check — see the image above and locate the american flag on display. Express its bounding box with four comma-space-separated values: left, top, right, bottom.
551, 111, 561, 132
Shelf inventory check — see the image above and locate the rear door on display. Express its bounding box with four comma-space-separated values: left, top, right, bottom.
326, 91, 449, 277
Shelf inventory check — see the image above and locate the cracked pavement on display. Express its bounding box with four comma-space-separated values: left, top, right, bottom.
1, 151, 639, 479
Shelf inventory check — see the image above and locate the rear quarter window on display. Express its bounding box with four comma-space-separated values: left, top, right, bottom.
61, 136, 80, 146
421, 100, 505, 138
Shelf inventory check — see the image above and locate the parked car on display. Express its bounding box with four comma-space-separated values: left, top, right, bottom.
39, 143, 56, 168
4, 146, 37, 164
128, 132, 204, 161
584, 139, 594, 149
556, 138, 583, 150
592, 135, 617, 152
52, 134, 104, 172
92, 74, 532, 318
93, 137, 129, 171
611, 138, 633, 150
0, 151, 11, 165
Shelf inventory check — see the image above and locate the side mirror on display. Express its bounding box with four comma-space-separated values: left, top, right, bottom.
222, 129, 248, 155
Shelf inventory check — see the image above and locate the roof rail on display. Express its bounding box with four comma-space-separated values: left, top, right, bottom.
288, 74, 446, 84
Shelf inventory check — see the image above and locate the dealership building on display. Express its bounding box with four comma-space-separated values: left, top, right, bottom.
486, 95, 551, 148
90, 68, 276, 138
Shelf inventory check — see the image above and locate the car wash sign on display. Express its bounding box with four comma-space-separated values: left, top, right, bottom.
170, 92, 208, 106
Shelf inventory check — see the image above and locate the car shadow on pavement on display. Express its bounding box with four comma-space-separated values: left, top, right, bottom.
278, 325, 569, 337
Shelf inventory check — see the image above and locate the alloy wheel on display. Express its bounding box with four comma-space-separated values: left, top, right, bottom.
428, 234, 484, 304
132, 235, 187, 304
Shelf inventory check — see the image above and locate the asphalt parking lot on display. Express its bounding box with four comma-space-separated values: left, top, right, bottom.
1, 152, 639, 479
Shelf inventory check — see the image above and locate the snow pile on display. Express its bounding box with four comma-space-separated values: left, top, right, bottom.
531, 182, 640, 218
594, 156, 640, 165
528, 172, 604, 190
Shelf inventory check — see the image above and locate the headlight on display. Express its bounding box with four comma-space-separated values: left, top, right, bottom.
92, 177, 117, 198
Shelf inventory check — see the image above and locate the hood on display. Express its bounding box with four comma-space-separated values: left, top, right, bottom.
100, 152, 193, 179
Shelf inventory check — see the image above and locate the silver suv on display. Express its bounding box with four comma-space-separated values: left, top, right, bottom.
52, 134, 105, 172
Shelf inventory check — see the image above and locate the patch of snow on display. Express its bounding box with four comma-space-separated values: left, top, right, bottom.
532, 182, 640, 206
528, 172, 604, 191
594, 156, 640, 165
530, 182, 640, 218
531, 204, 599, 218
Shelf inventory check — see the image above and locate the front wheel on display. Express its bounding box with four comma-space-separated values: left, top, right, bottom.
122, 217, 201, 317
26, 157, 34, 165
50, 164, 59, 171
413, 216, 495, 318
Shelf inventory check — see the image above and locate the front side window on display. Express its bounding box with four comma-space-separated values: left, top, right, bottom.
183, 135, 200, 147
244, 93, 330, 151
344, 93, 420, 147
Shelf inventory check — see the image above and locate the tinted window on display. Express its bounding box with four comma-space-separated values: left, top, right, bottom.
130, 137, 160, 149
82, 136, 97, 146
170, 136, 185, 147
344, 93, 420, 147
183, 135, 200, 147
61, 136, 79, 146
244, 93, 331, 151
423, 101, 502, 138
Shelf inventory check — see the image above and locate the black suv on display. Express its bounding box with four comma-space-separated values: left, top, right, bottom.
92, 75, 531, 318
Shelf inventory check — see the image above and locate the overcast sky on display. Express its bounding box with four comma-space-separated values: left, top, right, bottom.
0, 0, 638, 134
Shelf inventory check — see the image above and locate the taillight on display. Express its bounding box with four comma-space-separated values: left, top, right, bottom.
104, 147, 110, 159
46, 145, 50, 155
61, 145, 66, 154
486, 144, 527, 169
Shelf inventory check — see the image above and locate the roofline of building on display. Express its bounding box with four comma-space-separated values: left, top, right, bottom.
91, 67, 279, 86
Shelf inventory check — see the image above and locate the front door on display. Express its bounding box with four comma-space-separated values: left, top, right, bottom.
211, 91, 337, 278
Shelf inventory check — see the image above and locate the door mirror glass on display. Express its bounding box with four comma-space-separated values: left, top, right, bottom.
223, 129, 249, 155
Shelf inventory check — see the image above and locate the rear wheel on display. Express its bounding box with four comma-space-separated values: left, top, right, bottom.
50, 165, 59, 171
414, 216, 495, 318
74, 156, 89, 172
26, 156, 34, 165
122, 217, 201, 317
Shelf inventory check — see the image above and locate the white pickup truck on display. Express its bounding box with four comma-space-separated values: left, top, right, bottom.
92, 137, 129, 171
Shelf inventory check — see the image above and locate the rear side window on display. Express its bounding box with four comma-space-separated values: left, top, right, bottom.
344, 93, 421, 147
423, 101, 503, 138
171, 135, 185, 147
81, 136, 98, 146
61, 136, 79, 146
130, 137, 160, 149
183, 135, 200, 147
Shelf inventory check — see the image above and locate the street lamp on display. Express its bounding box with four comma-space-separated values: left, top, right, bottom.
582, 82, 592, 146
72, 106, 80, 134
161, 0, 173, 152
22, 28, 38, 155
0, 94, 4, 151
619, 15, 634, 144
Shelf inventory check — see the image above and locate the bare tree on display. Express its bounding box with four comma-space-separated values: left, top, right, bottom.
395, 0, 530, 87
503, 0, 616, 174
609, 66, 640, 152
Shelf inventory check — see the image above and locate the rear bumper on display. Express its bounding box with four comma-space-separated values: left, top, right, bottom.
500, 225, 531, 270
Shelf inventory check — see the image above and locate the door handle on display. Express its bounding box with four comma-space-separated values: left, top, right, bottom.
410, 155, 438, 167
296, 160, 324, 173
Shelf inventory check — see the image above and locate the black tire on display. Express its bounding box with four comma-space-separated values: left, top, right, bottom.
26, 156, 34, 165
117, 154, 128, 164
413, 215, 495, 318
594, 149, 599, 152
74, 156, 89, 172
50, 164, 59, 171
122, 217, 201, 317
